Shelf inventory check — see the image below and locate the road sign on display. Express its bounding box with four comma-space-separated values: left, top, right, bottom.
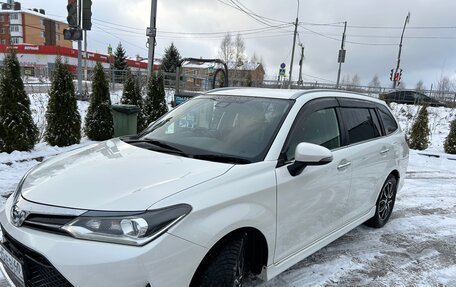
280, 63, 286, 69
338, 49, 346, 63
279, 68, 286, 76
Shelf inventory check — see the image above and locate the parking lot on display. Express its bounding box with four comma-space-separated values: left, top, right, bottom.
0, 151, 455, 286
247, 152, 456, 286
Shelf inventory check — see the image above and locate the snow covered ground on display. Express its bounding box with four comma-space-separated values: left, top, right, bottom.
0, 96, 455, 286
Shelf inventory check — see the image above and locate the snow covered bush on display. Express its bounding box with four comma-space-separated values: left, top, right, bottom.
444, 118, 456, 154
144, 73, 168, 125
85, 62, 114, 141
408, 105, 430, 150
45, 57, 81, 147
121, 69, 146, 131
0, 50, 38, 153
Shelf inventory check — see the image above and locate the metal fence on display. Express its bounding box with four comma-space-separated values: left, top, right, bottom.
5, 65, 455, 106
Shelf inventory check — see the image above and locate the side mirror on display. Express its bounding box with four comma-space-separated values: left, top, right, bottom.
288, 142, 333, 176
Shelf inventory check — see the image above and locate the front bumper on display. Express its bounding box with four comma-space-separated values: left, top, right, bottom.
0, 197, 207, 287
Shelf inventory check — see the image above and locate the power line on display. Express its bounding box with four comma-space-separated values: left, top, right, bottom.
93, 24, 148, 51
230, 0, 289, 25
299, 21, 456, 30
216, 0, 292, 30
92, 19, 293, 36
299, 24, 397, 46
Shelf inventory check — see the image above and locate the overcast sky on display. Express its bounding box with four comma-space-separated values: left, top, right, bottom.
18, 0, 456, 89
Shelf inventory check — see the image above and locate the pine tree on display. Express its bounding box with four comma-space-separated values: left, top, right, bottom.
121, 69, 146, 131
45, 57, 81, 146
160, 43, 181, 73
85, 62, 114, 140
408, 105, 430, 150
144, 73, 168, 124
444, 118, 456, 154
114, 42, 127, 81
0, 50, 38, 153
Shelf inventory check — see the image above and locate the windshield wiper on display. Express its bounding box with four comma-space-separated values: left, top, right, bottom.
192, 154, 251, 164
123, 139, 188, 157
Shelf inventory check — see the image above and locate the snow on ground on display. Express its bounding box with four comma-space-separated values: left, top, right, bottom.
0, 96, 455, 286
390, 103, 455, 153
246, 151, 456, 287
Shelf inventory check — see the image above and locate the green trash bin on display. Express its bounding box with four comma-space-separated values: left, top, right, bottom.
110, 104, 140, 137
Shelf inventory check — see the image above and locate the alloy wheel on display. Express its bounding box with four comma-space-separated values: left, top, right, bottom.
378, 181, 394, 220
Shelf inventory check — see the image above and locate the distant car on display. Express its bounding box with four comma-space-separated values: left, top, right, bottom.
380, 90, 445, 107
0, 88, 409, 287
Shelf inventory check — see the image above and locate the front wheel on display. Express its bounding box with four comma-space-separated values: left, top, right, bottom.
192, 235, 248, 287
365, 174, 397, 228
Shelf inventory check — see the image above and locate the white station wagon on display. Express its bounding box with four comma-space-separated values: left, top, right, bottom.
0, 88, 409, 287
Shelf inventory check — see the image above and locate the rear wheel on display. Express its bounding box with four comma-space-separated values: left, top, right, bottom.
365, 175, 397, 228
192, 234, 248, 287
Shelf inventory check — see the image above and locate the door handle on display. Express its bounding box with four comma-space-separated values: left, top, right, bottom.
337, 162, 351, 170
380, 149, 390, 154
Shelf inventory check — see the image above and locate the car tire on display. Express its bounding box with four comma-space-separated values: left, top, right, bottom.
192, 234, 248, 287
365, 175, 397, 228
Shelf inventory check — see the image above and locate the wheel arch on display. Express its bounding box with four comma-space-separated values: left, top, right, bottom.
189, 227, 268, 286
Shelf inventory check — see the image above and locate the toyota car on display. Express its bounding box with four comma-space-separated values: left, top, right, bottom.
0, 88, 408, 287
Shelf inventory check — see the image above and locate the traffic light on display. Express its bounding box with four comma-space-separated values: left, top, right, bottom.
399, 69, 403, 81
64, 28, 83, 41
82, 0, 92, 30
67, 0, 78, 27
389, 69, 394, 81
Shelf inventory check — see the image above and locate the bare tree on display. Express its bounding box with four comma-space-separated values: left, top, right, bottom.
349, 74, 361, 91
218, 33, 234, 64
369, 74, 381, 88
436, 75, 453, 101
251, 52, 258, 63
415, 80, 426, 92
234, 33, 246, 66
340, 73, 350, 87
368, 74, 381, 95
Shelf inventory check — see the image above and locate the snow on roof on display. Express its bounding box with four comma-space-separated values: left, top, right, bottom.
182, 60, 262, 71
182, 61, 216, 69
227, 61, 262, 71
0, 9, 66, 24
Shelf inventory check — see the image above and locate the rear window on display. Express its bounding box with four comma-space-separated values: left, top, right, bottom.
341, 108, 381, 144
378, 106, 398, 135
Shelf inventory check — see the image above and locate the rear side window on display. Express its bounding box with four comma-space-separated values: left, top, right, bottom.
378, 107, 398, 135
341, 108, 381, 144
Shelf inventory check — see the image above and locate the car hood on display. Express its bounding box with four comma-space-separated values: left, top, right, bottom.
21, 139, 234, 211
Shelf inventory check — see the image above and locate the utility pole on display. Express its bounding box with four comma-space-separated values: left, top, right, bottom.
147, 0, 158, 78
393, 12, 410, 89
288, 0, 299, 89
76, 0, 83, 95
297, 44, 304, 86
84, 29, 87, 82
336, 21, 347, 89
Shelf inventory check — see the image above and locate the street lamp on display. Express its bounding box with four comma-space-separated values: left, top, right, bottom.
393, 12, 410, 89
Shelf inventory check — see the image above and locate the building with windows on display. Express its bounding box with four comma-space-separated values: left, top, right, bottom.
0, 1, 71, 48
181, 60, 265, 91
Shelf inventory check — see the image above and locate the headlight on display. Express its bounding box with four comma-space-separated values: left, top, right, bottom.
62, 204, 192, 246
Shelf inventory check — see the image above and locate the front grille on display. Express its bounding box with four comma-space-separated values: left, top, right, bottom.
23, 214, 76, 236
2, 228, 74, 287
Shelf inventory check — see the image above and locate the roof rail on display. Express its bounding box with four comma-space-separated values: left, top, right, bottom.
290, 89, 368, 99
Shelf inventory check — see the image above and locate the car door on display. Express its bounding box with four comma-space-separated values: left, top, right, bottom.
274, 98, 352, 262
338, 99, 390, 221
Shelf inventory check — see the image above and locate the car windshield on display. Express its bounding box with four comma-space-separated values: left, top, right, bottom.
129, 95, 293, 163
